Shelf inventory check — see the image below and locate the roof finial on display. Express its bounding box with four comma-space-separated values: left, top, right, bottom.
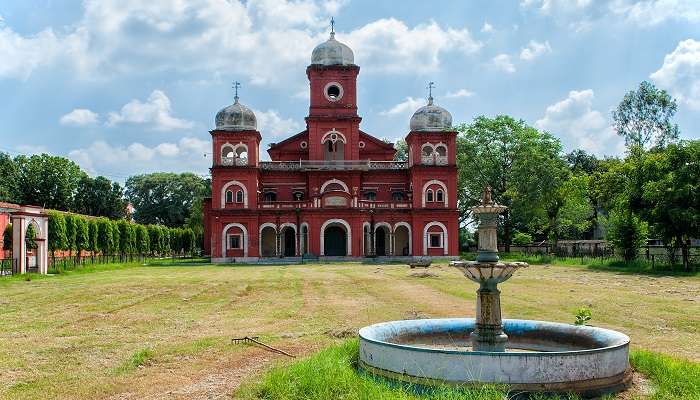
232, 81, 241, 103
330, 17, 335, 38
427, 81, 435, 105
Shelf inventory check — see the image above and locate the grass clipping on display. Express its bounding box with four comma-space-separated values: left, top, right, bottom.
236, 340, 506, 400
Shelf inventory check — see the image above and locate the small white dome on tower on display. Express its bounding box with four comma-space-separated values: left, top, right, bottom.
215, 96, 257, 131
409, 96, 453, 132
311, 31, 355, 66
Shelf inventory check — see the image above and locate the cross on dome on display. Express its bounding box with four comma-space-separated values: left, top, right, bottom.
232, 81, 241, 103
427, 81, 435, 105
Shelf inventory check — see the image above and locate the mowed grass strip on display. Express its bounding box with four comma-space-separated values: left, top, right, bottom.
0, 261, 697, 399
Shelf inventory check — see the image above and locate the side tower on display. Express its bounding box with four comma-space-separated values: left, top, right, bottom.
306, 29, 361, 161
204, 90, 261, 260
405, 89, 459, 256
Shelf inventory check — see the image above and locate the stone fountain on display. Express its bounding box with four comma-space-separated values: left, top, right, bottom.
358, 187, 631, 397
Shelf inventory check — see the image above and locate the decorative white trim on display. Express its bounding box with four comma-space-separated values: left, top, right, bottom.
320, 219, 352, 256
300, 140, 308, 149
423, 221, 448, 256
320, 178, 349, 193
422, 180, 448, 208
221, 180, 248, 208
321, 129, 347, 144
227, 233, 243, 250
393, 222, 412, 255
300, 222, 310, 254
323, 82, 344, 102
421, 142, 435, 154
222, 223, 248, 257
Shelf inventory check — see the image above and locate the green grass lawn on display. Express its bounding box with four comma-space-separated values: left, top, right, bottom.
0, 261, 698, 399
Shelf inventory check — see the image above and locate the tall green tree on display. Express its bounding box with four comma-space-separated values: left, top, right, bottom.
2, 223, 11, 255
97, 218, 113, 256
565, 150, 599, 174
612, 81, 680, 150
13, 154, 84, 211
393, 139, 408, 162
111, 220, 121, 256
64, 214, 78, 257
606, 208, 648, 262
75, 217, 89, 261
456, 115, 566, 249
87, 219, 99, 259
0, 152, 18, 202
641, 141, 700, 270
117, 220, 131, 258
125, 172, 207, 227
47, 211, 67, 264
135, 225, 150, 256
73, 175, 127, 219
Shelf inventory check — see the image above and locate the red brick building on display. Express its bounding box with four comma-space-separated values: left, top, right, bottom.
203, 30, 459, 262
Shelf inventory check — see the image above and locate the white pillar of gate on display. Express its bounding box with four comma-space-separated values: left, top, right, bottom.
9, 205, 49, 275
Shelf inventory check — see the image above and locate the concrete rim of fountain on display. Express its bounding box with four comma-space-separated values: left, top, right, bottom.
359, 318, 631, 396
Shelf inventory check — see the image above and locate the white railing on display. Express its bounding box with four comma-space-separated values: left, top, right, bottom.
259, 160, 408, 171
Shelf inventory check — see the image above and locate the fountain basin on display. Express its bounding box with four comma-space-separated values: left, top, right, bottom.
359, 318, 630, 396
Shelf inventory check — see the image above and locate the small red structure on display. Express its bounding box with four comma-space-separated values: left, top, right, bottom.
204, 29, 459, 262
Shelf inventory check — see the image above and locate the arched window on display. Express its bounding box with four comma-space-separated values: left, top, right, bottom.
435, 145, 447, 157
322, 131, 346, 161
364, 191, 377, 201
236, 190, 244, 203
392, 192, 404, 201
221, 145, 235, 165
293, 192, 304, 201
264, 192, 277, 202
225, 190, 234, 203
426, 189, 434, 202
235, 145, 248, 165
436, 189, 444, 203
421, 144, 435, 165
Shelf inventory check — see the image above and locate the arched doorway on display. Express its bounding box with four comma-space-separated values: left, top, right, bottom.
394, 225, 411, 256
324, 225, 347, 256
282, 226, 296, 257
260, 225, 277, 257
375, 226, 388, 256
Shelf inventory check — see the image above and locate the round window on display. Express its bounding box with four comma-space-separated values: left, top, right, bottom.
324, 82, 344, 102
300, 141, 308, 149
359, 141, 366, 148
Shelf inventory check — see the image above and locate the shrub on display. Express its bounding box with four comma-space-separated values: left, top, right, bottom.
512, 232, 533, 246
605, 209, 648, 261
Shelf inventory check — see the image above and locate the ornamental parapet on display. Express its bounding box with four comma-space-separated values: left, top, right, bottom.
258, 160, 408, 171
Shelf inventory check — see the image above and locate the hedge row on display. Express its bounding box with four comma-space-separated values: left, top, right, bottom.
46, 211, 196, 258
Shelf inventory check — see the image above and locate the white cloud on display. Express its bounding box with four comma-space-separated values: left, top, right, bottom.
481, 22, 494, 33
445, 89, 474, 98
106, 90, 194, 131
60, 108, 99, 126
521, 0, 700, 29
0, 2, 480, 84
492, 54, 515, 73
650, 39, 700, 110
68, 137, 210, 176
520, 40, 552, 61
254, 109, 302, 137
345, 18, 481, 73
535, 89, 623, 155
380, 97, 425, 117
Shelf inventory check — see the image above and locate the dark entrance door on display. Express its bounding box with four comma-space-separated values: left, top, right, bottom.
283, 228, 295, 257
324, 226, 347, 256
375, 227, 387, 256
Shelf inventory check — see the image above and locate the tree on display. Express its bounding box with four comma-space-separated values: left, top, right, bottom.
393, 139, 408, 162
75, 217, 89, 262
111, 220, 121, 256
0, 152, 18, 203
47, 211, 67, 264
88, 219, 99, 260
125, 173, 207, 227
135, 225, 150, 256
64, 214, 78, 257
97, 218, 113, 257
544, 174, 595, 244
13, 154, 84, 211
512, 232, 533, 246
612, 81, 680, 150
565, 150, 599, 174
456, 115, 566, 250
2, 223, 12, 255
641, 141, 700, 271
25, 224, 38, 250
73, 175, 127, 219
606, 208, 648, 262
117, 220, 131, 259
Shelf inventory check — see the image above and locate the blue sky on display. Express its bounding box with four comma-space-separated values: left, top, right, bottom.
1, 0, 699, 182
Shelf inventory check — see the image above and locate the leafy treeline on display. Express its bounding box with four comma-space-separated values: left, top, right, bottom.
44, 211, 196, 262
0, 154, 210, 247
453, 81, 698, 269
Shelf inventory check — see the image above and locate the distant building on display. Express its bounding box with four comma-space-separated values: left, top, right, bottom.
203, 27, 459, 262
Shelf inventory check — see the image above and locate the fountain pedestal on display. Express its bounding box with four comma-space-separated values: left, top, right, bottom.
452, 186, 527, 352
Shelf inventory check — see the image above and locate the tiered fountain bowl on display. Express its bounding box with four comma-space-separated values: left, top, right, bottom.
358, 188, 631, 398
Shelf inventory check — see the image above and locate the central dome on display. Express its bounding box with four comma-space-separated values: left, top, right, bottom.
409, 97, 453, 132
311, 32, 355, 66
215, 97, 257, 131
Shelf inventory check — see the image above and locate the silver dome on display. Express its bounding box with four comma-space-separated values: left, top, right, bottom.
311, 32, 355, 66
215, 97, 257, 131
409, 97, 453, 132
